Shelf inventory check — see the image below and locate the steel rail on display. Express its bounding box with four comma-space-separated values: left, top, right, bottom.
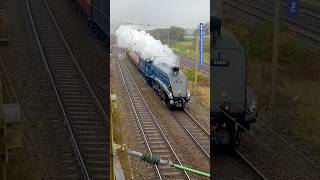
262, 0, 320, 20
180, 57, 210, 76
224, 0, 320, 43
26, 0, 109, 179
116, 49, 191, 179
43, 0, 109, 124
214, 85, 320, 170
212, 102, 311, 179
172, 110, 210, 159
116, 52, 163, 180
26, 0, 90, 178
235, 149, 269, 180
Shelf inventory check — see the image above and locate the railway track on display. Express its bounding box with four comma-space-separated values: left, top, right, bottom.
262, 0, 320, 20
26, 0, 109, 179
171, 110, 210, 159
212, 97, 320, 179
235, 149, 268, 180
116, 49, 191, 179
180, 57, 210, 77
212, 145, 267, 180
224, 0, 320, 43
299, 1, 320, 15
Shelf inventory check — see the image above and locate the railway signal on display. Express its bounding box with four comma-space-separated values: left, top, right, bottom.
199, 23, 204, 68
194, 23, 205, 92
287, 0, 299, 18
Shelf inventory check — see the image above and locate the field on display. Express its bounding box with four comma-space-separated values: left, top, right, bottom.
182, 67, 210, 108
170, 39, 210, 62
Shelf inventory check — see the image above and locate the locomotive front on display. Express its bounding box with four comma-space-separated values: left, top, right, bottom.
155, 63, 190, 109
168, 66, 190, 108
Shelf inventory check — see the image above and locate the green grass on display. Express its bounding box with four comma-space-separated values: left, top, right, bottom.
170, 40, 210, 62
182, 67, 207, 82
223, 17, 320, 143
281, 80, 320, 140
228, 21, 307, 64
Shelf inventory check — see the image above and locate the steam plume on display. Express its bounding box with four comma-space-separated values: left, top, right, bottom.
115, 25, 179, 66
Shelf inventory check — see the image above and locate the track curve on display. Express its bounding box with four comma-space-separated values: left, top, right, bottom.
116, 48, 191, 180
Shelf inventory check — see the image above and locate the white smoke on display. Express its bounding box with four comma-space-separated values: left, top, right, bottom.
115, 25, 179, 66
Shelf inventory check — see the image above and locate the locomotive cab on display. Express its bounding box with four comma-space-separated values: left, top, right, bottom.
211, 16, 257, 147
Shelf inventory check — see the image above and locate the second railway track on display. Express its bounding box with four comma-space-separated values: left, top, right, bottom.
115, 46, 211, 179
224, 0, 320, 43
26, 0, 109, 179
180, 57, 210, 77
116, 49, 190, 179
171, 110, 210, 159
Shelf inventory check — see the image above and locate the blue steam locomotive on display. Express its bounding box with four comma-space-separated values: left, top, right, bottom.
128, 50, 191, 109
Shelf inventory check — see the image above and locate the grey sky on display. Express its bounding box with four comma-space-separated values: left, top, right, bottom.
110, 0, 210, 32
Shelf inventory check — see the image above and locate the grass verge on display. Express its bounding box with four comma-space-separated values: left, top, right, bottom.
223, 17, 320, 142
182, 67, 210, 108
111, 87, 132, 180
170, 40, 210, 62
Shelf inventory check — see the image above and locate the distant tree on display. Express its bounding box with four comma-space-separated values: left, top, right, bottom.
194, 22, 210, 36
148, 26, 186, 43
169, 26, 185, 41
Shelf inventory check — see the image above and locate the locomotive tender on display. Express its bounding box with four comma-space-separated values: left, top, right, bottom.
211, 16, 257, 147
72, 0, 109, 42
127, 50, 191, 109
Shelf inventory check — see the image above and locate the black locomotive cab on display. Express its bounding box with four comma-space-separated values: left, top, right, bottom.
211, 16, 257, 147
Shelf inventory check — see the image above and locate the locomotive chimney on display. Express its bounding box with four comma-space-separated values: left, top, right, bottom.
211, 16, 221, 40
211, 0, 222, 41
172, 66, 179, 76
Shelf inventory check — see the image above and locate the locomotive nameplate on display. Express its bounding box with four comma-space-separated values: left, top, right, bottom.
211, 52, 229, 66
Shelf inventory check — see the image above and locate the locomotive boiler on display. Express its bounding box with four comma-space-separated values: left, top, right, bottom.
211, 16, 257, 147
127, 50, 191, 109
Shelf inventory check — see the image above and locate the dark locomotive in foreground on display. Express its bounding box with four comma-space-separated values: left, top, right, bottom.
71, 0, 109, 42
127, 50, 190, 110
211, 16, 257, 147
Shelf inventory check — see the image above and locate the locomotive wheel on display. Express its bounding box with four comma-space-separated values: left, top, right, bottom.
229, 125, 240, 148
164, 95, 173, 110
234, 128, 241, 147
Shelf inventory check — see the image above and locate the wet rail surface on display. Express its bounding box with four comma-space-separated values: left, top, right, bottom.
180, 57, 210, 76
116, 48, 190, 180
26, 0, 109, 179
171, 110, 210, 159
224, 0, 320, 43
212, 147, 266, 180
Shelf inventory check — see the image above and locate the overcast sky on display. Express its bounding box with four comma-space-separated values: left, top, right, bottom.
110, 0, 210, 32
